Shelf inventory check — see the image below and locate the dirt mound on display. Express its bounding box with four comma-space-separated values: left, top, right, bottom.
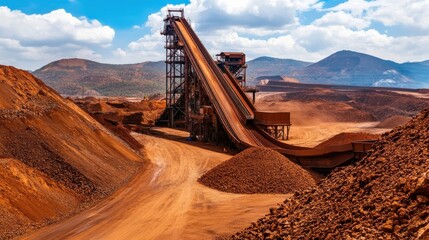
73, 97, 165, 149
376, 115, 412, 128
198, 147, 316, 194
0, 65, 144, 238
0, 158, 79, 239
75, 98, 165, 126
231, 109, 429, 239
316, 132, 379, 148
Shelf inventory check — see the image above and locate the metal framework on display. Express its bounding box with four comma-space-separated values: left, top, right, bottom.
157, 9, 224, 143
161, 9, 186, 128
216, 52, 247, 87
157, 10, 288, 143
185, 49, 223, 142
259, 125, 291, 140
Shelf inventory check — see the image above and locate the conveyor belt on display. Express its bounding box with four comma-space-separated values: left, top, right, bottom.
171, 17, 371, 169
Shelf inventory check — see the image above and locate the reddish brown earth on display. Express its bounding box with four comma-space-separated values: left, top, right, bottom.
257, 85, 429, 122
21, 128, 287, 240
376, 115, 412, 128
0, 66, 144, 239
255, 89, 428, 147
231, 108, 429, 239
2, 62, 427, 240
198, 147, 316, 194
74, 97, 165, 126
316, 132, 379, 148
73, 97, 165, 151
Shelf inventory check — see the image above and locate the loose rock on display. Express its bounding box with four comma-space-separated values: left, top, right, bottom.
198, 147, 316, 194
231, 108, 429, 239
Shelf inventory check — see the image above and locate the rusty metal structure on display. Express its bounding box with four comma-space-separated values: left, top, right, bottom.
158, 9, 186, 128
156, 9, 374, 169
216, 52, 247, 87
254, 111, 291, 140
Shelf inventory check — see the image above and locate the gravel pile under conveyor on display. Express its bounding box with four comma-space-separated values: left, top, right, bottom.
198, 147, 316, 194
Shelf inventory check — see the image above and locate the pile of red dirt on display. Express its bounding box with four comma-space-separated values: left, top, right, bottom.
231, 109, 429, 239
73, 98, 165, 150
75, 97, 165, 126
0, 66, 144, 239
316, 132, 379, 148
198, 147, 316, 194
376, 115, 412, 128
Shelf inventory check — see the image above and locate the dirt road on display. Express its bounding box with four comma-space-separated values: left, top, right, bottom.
22, 128, 287, 240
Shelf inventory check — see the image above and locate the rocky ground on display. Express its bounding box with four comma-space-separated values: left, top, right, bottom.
73, 97, 165, 150
231, 108, 429, 239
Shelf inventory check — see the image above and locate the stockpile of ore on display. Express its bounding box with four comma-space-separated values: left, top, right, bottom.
198, 147, 316, 194
231, 109, 429, 239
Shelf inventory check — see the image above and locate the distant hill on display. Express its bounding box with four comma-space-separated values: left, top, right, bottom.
246, 57, 312, 85
33, 58, 164, 97
290, 50, 429, 88
34, 52, 429, 98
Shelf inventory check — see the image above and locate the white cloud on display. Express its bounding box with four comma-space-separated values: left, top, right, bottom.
113, 0, 429, 66
191, 0, 320, 32
113, 48, 127, 57
329, 0, 375, 16
0, 6, 114, 69
141, 0, 322, 36
0, 7, 114, 46
2, 0, 429, 70
331, 0, 429, 32
313, 11, 370, 30
121, 0, 322, 62
291, 25, 392, 52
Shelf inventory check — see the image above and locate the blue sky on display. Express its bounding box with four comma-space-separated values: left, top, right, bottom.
1, 0, 189, 31
0, 0, 428, 70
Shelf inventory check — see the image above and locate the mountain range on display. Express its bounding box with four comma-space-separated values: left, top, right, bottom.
288, 50, 429, 88
32, 50, 429, 97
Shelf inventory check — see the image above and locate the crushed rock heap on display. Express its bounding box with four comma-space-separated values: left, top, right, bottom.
231, 108, 429, 239
198, 147, 316, 194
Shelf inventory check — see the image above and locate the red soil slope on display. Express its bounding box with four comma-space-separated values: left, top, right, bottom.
0, 66, 144, 239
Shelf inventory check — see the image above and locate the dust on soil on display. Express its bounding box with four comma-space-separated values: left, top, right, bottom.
22, 128, 288, 240
376, 115, 412, 128
198, 147, 316, 194
231, 108, 429, 239
316, 132, 379, 148
0, 65, 145, 239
